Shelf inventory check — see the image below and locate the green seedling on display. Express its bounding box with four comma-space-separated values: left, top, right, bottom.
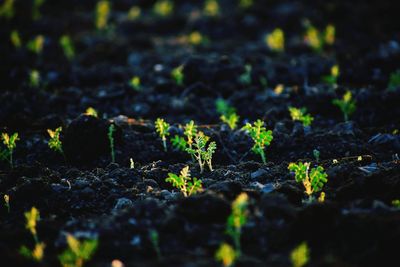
155, 118, 170, 152
32, 0, 45, 20
239, 0, 253, 9
186, 133, 216, 173
10, 30, 22, 48
313, 149, 320, 163
265, 28, 284, 52
58, 234, 98, 267
184, 120, 198, 150
95, 0, 110, 30
332, 90, 356, 121
204, 0, 219, 16
388, 70, 400, 91
47, 127, 65, 159
322, 65, 339, 86
84, 107, 98, 117
60, 35, 75, 60
108, 124, 116, 163
303, 21, 335, 52
288, 107, 313, 127
242, 120, 273, 164
129, 76, 141, 91
1, 132, 19, 168
29, 69, 40, 88
226, 193, 249, 257
171, 135, 187, 151
149, 230, 161, 260
216, 99, 240, 130
392, 199, 400, 208
0, 0, 15, 19
290, 242, 309, 267
171, 65, 184, 86
4, 194, 10, 213
288, 162, 328, 202
166, 166, 203, 197
153, 0, 173, 17
20, 207, 45, 262
127, 6, 141, 21
27, 35, 45, 54
215, 243, 237, 267
239, 64, 252, 85
188, 31, 207, 46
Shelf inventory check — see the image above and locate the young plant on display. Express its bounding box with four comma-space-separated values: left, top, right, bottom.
184, 120, 198, 150
288, 162, 328, 202
32, 0, 45, 20
47, 127, 64, 157
27, 35, 45, 54
84, 107, 98, 117
303, 21, 336, 52
188, 31, 206, 46
20, 207, 45, 262
215, 243, 237, 267
226, 193, 249, 257
290, 242, 310, 267
322, 64, 339, 86
4, 194, 10, 213
60, 35, 75, 61
242, 120, 273, 164
288, 107, 314, 127
171, 65, 184, 86
108, 124, 116, 163
1, 132, 19, 168
149, 230, 161, 260
239, 64, 252, 85
265, 28, 284, 52
0, 0, 15, 19
165, 166, 203, 197
95, 0, 110, 30
153, 0, 173, 17
239, 0, 253, 9
127, 6, 141, 21
29, 69, 41, 88
186, 133, 217, 173
58, 234, 98, 267
10, 30, 22, 48
129, 76, 141, 91
332, 90, 356, 121
388, 69, 400, 91
313, 149, 320, 163
155, 118, 170, 152
171, 135, 187, 151
204, 0, 219, 16
216, 99, 240, 130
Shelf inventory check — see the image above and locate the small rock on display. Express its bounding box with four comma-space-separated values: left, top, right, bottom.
250, 168, 268, 180
262, 183, 275, 194
368, 133, 400, 150
113, 198, 134, 212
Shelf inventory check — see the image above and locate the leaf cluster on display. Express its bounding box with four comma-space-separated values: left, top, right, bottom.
242, 120, 273, 164
288, 107, 313, 127
165, 166, 202, 197
58, 234, 98, 267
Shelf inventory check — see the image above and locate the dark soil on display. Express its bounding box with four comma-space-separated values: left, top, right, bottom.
1, 0, 400, 266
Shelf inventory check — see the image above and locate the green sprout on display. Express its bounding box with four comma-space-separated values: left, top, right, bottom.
84, 107, 98, 117
153, 0, 173, 17
171, 135, 187, 151
29, 69, 41, 88
127, 6, 141, 21
304, 21, 336, 52
239, 0, 253, 9
313, 149, 320, 163
186, 133, 216, 173
149, 230, 161, 260
47, 127, 65, 159
60, 35, 75, 61
165, 166, 203, 197
1, 132, 19, 168
322, 65, 339, 86
20, 207, 45, 263
388, 69, 400, 91
95, 0, 110, 30
242, 120, 273, 164
32, 0, 45, 20
332, 90, 356, 121
171, 65, 184, 86
288, 162, 328, 202
155, 118, 170, 152
290, 242, 310, 267
216, 99, 240, 130
392, 199, 400, 208
215, 243, 237, 267
0, 0, 15, 19
184, 120, 197, 151
265, 28, 284, 52
58, 234, 98, 267
27, 35, 45, 54
4, 194, 10, 213
288, 107, 314, 127
226, 193, 249, 257
10, 30, 22, 49
204, 0, 219, 16
239, 64, 252, 85
108, 124, 116, 163
129, 76, 141, 91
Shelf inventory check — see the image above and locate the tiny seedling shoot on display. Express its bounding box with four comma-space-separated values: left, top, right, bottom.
108, 124, 116, 163
58, 234, 98, 267
186, 133, 216, 173
288, 107, 314, 127
20, 207, 45, 262
226, 193, 249, 257
1, 132, 19, 168
47, 127, 65, 159
216, 99, 240, 130
155, 118, 170, 152
165, 166, 203, 197
332, 90, 356, 121
242, 120, 273, 164
288, 162, 328, 202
